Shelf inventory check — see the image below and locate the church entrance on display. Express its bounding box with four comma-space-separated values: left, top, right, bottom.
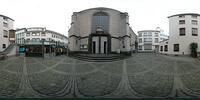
88, 34, 111, 54
92, 36, 108, 54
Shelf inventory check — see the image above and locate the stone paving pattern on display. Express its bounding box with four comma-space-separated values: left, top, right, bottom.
1, 53, 200, 98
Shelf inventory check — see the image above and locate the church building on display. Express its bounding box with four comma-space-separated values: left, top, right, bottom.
68, 7, 137, 55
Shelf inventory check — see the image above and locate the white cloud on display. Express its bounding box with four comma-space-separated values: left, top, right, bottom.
0, 0, 200, 36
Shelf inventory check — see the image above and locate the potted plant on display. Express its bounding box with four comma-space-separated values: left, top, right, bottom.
190, 43, 198, 58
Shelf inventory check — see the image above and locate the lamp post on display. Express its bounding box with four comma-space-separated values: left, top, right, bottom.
67, 44, 69, 56
49, 40, 51, 57
55, 41, 57, 56
42, 39, 44, 58
24, 38, 26, 57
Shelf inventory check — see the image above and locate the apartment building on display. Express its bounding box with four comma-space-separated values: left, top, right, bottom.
16, 27, 68, 56
159, 13, 200, 55
138, 29, 168, 52
0, 14, 14, 52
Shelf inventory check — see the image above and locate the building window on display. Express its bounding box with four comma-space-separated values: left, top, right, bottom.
179, 15, 185, 18
3, 22, 8, 27
80, 44, 88, 50
32, 32, 36, 36
3, 30, 8, 38
26, 38, 30, 41
179, 20, 185, 24
26, 32, 30, 36
164, 45, 168, 52
139, 33, 142, 37
192, 20, 198, 25
174, 44, 179, 52
22, 33, 25, 37
3, 17, 8, 21
148, 32, 152, 36
36, 33, 40, 36
155, 33, 159, 37
144, 45, 152, 50
32, 38, 40, 41
144, 38, 152, 43
155, 38, 159, 43
143, 32, 152, 36
139, 38, 142, 43
139, 46, 142, 50
41, 38, 45, 41
192, 28, 198, 36
122, 40, 125, 48
32, 32, 40, 36
160, 46, 163, 51
179, 28, 186, 36
143, 32, 147, 37
91, 12, 109, 33
41, 32, 46, 36
192, 15, 197, 18
2, 44, 6, 48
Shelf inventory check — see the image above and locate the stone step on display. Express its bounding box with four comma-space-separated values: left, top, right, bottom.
70, 54, 129, 62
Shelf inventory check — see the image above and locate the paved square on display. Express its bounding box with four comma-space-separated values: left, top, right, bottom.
0, 53, 200, 98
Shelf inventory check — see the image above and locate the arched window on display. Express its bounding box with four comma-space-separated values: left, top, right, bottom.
91, 12, 109, 33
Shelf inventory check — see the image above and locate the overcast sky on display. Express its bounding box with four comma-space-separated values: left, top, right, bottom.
0, 0, 200, 36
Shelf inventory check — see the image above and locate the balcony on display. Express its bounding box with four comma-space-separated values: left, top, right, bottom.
144, 41, 152, 45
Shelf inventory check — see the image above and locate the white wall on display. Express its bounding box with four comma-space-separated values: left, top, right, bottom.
167, 14, 200, 55
138, 30, 167, 52
0, 16, 14, 52
16, 28, 68, 48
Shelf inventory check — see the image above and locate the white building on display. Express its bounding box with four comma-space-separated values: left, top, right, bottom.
138, 29, 168, 52
159, 13, 200, 55
68, 7, 137, 55
0, 14, 14, 52
16, 27, 68, 56
16, 27, 68, 46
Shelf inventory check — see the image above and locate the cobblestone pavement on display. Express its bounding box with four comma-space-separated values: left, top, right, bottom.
1, 53, 200, 98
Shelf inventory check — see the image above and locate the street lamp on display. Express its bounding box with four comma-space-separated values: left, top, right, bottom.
24, 38, 26, 57
42, 39, 44, 58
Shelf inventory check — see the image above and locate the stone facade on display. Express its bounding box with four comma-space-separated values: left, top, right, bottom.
68, 7, 137, 55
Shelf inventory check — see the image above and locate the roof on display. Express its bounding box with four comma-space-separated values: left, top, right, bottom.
16, 27, 68, 39
46, 30, 68, 39
129, 26, 136, 35
168, 13, 200, 18
74, 7, 127, 15
138, 30, 160, 33
0, 14, 14, 21
159, 39, 169, 43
